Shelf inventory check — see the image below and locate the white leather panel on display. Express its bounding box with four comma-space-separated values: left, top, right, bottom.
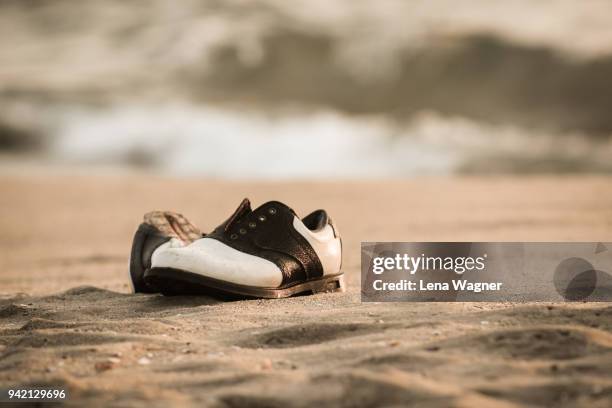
292, 216, 342, 276
151, 237, 283, 287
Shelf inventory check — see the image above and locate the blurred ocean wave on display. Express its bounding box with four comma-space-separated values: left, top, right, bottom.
16, 104, 607, 178
1, 0, 611, 177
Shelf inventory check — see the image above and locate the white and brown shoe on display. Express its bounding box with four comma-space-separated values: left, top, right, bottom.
144, 199, 344, 298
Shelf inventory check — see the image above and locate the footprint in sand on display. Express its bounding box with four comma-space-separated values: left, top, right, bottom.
242, 323, 384, 349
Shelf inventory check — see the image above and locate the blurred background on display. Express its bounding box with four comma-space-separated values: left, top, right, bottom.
1, 0, 611, 179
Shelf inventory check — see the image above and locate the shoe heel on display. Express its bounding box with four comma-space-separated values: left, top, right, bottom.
129, 223, 170, 294
312, 274, 345, 294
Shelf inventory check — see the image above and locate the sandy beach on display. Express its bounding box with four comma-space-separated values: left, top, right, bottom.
1, 1, 612, 406
0, 174, 610, 407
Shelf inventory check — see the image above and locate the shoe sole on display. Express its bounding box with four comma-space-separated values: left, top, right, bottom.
144, 267, 345, 299
129, 212, 203, 293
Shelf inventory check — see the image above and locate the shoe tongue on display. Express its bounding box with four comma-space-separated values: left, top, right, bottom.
223, 198, 252, 231
256, 200, 296, 216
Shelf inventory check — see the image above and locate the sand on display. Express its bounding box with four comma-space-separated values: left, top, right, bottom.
0, 173, 611, 407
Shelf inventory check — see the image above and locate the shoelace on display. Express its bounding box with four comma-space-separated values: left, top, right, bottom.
225, 200, 278, 240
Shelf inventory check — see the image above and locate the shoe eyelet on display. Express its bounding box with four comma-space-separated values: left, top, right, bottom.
239, 228, 247, 235
248, 222, 256, 228
268, 207, 277, 215
230, 233, 238, 240
258, 215, 267, 222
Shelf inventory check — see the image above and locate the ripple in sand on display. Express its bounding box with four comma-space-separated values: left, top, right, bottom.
445, 327, 612, 361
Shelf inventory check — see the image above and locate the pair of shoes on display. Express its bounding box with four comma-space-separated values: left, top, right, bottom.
129, 199, 344, 298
